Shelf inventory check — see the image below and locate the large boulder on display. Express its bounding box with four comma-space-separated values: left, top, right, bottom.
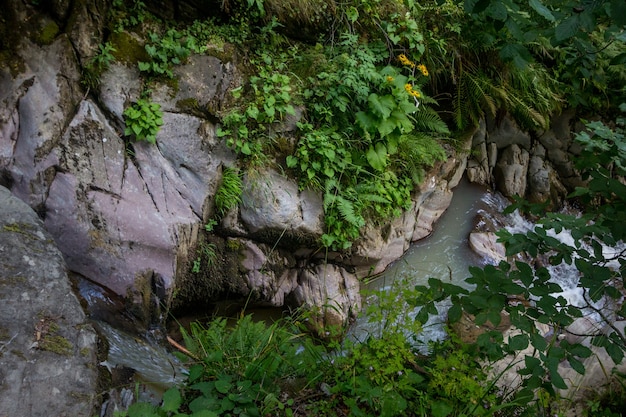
0, 36, 83, 210
239, 169, 325, 239
42, 99, 233, 297
0, 185, 99, 417
290, 263, 362, 333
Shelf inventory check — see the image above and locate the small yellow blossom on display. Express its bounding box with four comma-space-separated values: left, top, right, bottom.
417, 64, 429, 77
398, 54, 415, 68
386, 76, 394, 83
404, 83, 421, 98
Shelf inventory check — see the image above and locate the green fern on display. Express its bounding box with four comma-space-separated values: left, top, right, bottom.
395, 133, 447, 185
454, 68, 504, 129
505, 64, 562, 130
411, 106, 451, 134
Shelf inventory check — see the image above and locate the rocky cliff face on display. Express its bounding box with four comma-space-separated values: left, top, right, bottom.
0, 1, 580, 334
466, 112, 576, 207
0, 185, 99, 417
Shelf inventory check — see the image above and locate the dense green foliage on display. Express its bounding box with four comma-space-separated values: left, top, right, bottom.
96, 0, 626, 415
115, 288, 506, 417
459, 0, 626, 110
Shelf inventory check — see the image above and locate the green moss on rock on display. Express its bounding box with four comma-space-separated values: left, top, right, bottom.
38, 21, 60, 45
39, 334, 73, 356
110, 31, 149, 64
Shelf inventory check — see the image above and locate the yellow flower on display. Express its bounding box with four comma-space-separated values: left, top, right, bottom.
398, 54, 415, 67
417, 64, 429, 77
386, 76, 394, 83
404, 83, 421, 97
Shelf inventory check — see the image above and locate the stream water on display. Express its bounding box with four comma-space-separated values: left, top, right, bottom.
348, 177, 494, 348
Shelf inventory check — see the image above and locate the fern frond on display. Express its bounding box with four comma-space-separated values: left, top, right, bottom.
411, 106, 450, 134
506, 92, 548, 130
335, 195, 364, 227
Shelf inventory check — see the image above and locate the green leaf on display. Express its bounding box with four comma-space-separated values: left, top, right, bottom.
346, 6, 359, 23
241, 142, 252, 155
162, 388, 182, 412
530, 332, 548, 350
610, 52, 626, 66
131, 123, 143, 136
377, 118, 398, 137
431, 399, 453, 417
368, 94, 394, 119
508, 334, 529, 351
215, 378, 232, 394
611, 0, 626, 26
246, 105, 260, 120
366, 143, 387, 171
568, 356, 586, 375
356, 111, 376, 132
447, 304, 462, 323
554, 15, 580, 43
487, 1, 508, 21
138, 61, 151, 72
529, 0, 555, 22
286, 155, 298, 168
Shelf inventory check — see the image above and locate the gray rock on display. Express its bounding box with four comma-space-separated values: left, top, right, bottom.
468, 231, 506, 264
43, 100, 233, 296
153, 54, 241, 114
66, 0, 107, 63
412, 182, 454, 241
291, 264, 362, 331
98, 63, 142, 125
240, 169, 324, 238
487, 116, 532, 150
1, 37, 82, 208
494, 144, 529, 197
0, 185, 98, 417
240, 239, 298, 306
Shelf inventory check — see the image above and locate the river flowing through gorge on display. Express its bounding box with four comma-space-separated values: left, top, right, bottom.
76, 176, 623, 395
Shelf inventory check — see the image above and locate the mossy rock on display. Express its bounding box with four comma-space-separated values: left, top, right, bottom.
39, 334, 73, 356
109, 31, 149, 65
37, 20, 60, 45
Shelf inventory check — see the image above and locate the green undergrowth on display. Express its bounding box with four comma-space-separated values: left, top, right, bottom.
114, 281, 510, 417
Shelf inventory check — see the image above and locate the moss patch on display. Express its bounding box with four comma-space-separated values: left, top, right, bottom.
34, 315, 73, 356
39, 334, 73, 355
110, 31, 149, 64
38, 20, 60, 45
2, 222, 40, 240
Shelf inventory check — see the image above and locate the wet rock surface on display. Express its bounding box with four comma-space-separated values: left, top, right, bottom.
0, 185, 99, 417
